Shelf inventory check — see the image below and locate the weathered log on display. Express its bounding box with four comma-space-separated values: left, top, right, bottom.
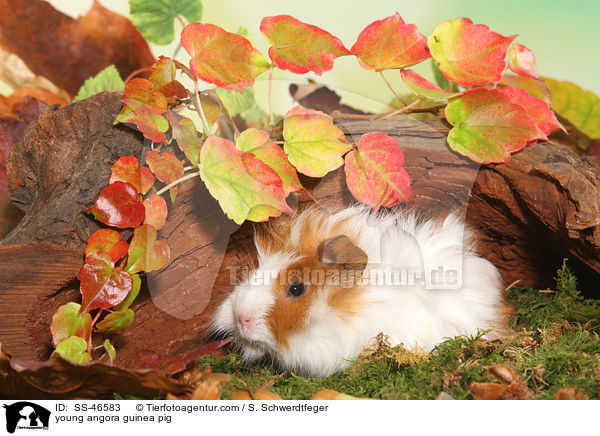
1, 91, 600, 366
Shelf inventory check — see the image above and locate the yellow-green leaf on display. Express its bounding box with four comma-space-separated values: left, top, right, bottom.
282, 107, 351, 177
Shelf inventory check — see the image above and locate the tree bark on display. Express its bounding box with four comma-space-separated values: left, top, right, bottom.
1, 91, 600, 365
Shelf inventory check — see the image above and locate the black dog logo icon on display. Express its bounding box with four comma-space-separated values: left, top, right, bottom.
3, 402, 50, 433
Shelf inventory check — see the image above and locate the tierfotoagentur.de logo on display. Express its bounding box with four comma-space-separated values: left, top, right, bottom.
2, 402, 50, 434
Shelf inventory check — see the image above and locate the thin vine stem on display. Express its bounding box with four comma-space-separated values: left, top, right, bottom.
183, 165, 196, 172
155, 172, 200, 196
380, 71, 407, 106
194, 79, 211, 135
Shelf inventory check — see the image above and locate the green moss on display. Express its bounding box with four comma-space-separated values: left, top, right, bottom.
197, 261, 600, 400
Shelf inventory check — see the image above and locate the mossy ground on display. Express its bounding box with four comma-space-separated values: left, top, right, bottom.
197, 262, 600, 400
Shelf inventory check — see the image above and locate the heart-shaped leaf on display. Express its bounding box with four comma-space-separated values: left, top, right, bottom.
143, 193, 168, 230
149, 57, 188, 103
507, 44, 539, 80
78, 253, 133, 314
103, 339, 116, 364
110, 155, 154, 195
497, 87, 566, 137
236, 128, 302, 195
50, 303, 92, 346
52, 336, 91, 365
427, 17, 516, 87
86, 182, 145, 229
145, 150, 184, 202
282, 107, 351, 177
130, 0, 203, 45
181, 23, 270, 92
113, 273, 141, 312
344, 132, 412, 207
114, 78, 169, 142
199, 135, 293, 224
351, 13, 430, 71
96, 309, 135, 334
166, 113, 202, 166
84, 229, 129, 263
400, 69, 463, 100
445, 88, 542, 163
260, 15, 350, 74
125, 224, 171, 274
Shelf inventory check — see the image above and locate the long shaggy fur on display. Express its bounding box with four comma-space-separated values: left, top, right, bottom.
211, 205, 511, 377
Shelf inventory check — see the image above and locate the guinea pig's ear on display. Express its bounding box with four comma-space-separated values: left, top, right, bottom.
317, 235, 368, 284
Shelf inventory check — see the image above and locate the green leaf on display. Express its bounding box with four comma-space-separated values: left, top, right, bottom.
113, 273, 141, 311
216, 86, 255, 117
125, 225, 170, 274
129, 0, 203, 45
104, 339, 116, 364
50, 303, 92, 346
431, 60, 450, 91
96, 309, 135, 334
52, 336, 91, 365
544, 78, 600, 139
73, 65, 124, 102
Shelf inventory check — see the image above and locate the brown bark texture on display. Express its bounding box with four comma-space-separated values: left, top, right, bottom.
1, 90, 599, 371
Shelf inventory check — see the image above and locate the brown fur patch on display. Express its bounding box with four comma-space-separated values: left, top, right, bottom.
264, 207, 369, 348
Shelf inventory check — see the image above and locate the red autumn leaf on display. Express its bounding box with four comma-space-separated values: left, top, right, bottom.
84, 229, 129, 263
166, 112, 202, 166
115, 78, 169, 143
497, 87, 566, 137
351, 13, 430, 71
260, 15, 350, 75
77, 253, 133, 314
236, 128, 302, 195
181, 23, 270, 92
145, 150, 184, 202
50, 302, 92, 346
0, 0, 154, 97
95, 309, 135, 334
344, 132, 412, 207
125, 224, 170, 274
143, 194, 168, 230
149, 57, 188, 103
445, 88, 543, 163
427, 17, 516, 87
199, 135, 293, 224
85, 181, 145, 229
400, 69, 464, 100
508, 44, 539, 80
109, 155, 154, 195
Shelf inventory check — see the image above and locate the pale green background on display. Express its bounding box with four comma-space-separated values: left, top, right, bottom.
5, 0, 599, 113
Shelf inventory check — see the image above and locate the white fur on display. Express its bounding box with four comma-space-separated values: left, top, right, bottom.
212, 205, 506, 377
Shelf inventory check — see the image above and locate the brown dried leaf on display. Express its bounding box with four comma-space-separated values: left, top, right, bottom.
554, 387, 589, 400
470, 364, 534, 400
469, 382, 505, 400
0, 48, 70, 100
0, 0, 155, 97
231, 389, 282, 400
132, 338, 232, 375
0, 344, 190, 399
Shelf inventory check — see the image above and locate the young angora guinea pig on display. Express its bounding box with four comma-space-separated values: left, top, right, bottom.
212, 205, 512, 377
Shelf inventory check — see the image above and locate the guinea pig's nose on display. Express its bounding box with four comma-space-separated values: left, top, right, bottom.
236, 313, 254, 329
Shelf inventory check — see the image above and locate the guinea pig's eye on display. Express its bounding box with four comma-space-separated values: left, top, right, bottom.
287, 281, 305, 298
